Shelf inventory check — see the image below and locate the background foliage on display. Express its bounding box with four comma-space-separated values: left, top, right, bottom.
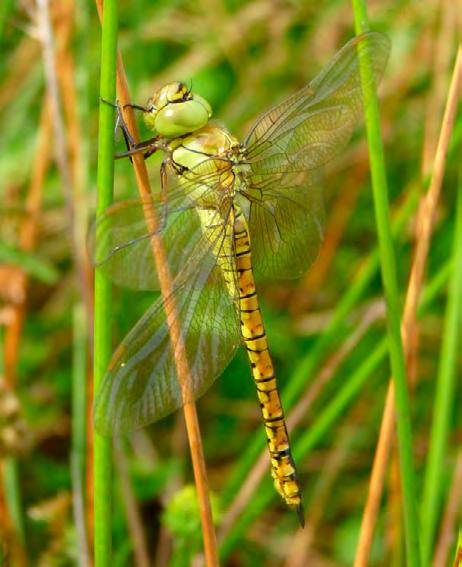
0, 0, 461, 565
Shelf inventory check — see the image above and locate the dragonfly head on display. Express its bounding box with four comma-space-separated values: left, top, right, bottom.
143, 82, 212, 138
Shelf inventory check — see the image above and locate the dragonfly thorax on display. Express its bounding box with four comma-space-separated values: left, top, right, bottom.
169, 124, 242, 196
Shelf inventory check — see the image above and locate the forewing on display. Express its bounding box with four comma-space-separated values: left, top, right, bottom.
89, 160, 231, 290
244, 31, 390, 172
94, 206, 241, 434
243, 31, 390, 279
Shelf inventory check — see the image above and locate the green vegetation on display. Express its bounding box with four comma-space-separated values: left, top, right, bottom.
0, 1, 461, 566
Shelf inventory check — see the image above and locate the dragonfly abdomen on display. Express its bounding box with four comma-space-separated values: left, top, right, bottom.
233, 209, 304, 525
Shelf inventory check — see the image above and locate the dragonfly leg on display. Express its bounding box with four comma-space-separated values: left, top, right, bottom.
122, 102, 147, 113
114, 138, 161, 160
109, 100, 161, 161
112, 102, 138, 149
157, 160, 170, 231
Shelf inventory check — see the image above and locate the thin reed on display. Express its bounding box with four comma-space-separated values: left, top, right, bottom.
94, 0, 118, 563
352, 1, 421, 565
354, 42, 462, 567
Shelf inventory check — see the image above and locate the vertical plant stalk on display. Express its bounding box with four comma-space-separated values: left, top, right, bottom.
354, 45, 462, 567
352, 2, 421, 565
433, 452, 462, 567
421, 112, 462, 564
94, 0, 118, 564
94, 3, 220, 565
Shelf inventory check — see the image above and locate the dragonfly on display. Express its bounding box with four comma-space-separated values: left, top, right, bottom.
91, 31, 390, 526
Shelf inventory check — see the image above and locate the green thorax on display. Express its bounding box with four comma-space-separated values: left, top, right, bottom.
169, 124, 240, 171
172, 124, 242, 209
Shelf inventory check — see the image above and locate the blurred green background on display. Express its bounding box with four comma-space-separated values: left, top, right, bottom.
0, 0, 461, 565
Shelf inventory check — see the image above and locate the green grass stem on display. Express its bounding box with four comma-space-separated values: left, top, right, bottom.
94, 0, 118, 564
3, 458, 25, 543
219, 260, 450, 560
420, 174, 462, 564
0, 0, 13, 46
352, 2, 421, 565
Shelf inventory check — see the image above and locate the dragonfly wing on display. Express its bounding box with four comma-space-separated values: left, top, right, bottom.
243, 31, 390, 279
89, 162, 231, 290
94, 204, 241, 435
245, 174, 325, 279
244, 31, 390, 171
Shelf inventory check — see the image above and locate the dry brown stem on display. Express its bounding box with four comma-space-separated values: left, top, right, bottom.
94, 2, 220, 564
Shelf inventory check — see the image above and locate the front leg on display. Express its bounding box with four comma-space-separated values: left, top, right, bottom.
114, 137, 161, 160
109, 99, 162, 161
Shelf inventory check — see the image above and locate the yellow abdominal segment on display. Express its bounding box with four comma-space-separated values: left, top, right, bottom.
227, 207, 303, 519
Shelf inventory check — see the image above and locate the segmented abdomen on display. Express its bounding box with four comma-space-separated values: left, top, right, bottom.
232, 207, 304, 524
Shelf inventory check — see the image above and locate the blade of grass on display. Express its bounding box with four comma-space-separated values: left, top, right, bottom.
354, 44, 462, 567
3, 459, 25, 543
94, 0, 118, 564
352, 3, 421, 565
219, 260, 450, 561
421, 137, 462, 563
0, 0, 13, 46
